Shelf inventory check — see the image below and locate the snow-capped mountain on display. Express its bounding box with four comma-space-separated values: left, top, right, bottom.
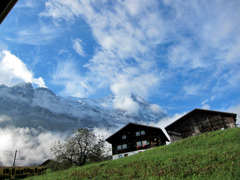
0, 83, 166, 131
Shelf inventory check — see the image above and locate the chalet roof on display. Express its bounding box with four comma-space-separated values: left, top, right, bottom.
165, 108, 237, 130
106, 122, 169, 143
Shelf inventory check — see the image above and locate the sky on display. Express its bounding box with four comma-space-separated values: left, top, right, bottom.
0, 0, 240, 118
0, 0, 240, 166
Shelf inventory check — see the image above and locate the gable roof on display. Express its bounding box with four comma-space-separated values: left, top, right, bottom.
106, 122, 169, 143
165, 108, 237, 130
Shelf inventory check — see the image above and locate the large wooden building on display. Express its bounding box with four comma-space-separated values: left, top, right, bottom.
106, 123, 169, 160
165, 109, 237, 142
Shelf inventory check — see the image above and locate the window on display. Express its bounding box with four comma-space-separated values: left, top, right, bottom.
122, 135, 126, 139
136, 130, 145, 136
3, 169, 9, 174
136, 140, 149, 148
142, 140, 147, 146
118, 154, 123, 158
137, 141, 141, 146
117, 145, 122, 150
122, 144, 127, 149
117, 144, 127, 151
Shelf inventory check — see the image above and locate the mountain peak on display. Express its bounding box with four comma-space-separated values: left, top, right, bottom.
12, 82, 33, 89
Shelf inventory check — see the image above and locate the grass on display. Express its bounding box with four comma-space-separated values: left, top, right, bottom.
27, 128, 240, 180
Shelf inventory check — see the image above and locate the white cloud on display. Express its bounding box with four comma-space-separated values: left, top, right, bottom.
44, 0, 164, 105
201, 95, 216, 109
110, 72, 159, 99
42, 0, 240, 115
0, 50, 46, 88
0, 114, 11, 123
201, 99, 208, 106
149, 112, 186, 141
201, 104, 210, 110
150, 104, 166, 114
183, 84, 201, 96
210, 96, 216, 101
113, 96, 139, 114
227, 104, 240, 127
6, 25, 60, 45
33, 77, 46, 88
53, 60, 94, 97
0, 127, 65, 166
0, 123, 117, 165
72, 38, 85, 56
164, 0, 240, 95
168, 41, 207, 69
16, 0, 38, 8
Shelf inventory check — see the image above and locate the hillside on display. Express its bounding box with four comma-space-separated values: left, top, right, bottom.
27, 128, 240, 180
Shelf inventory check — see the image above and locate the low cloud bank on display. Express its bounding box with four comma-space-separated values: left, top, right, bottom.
0, 126, 116, 166
0, 127, 65, 166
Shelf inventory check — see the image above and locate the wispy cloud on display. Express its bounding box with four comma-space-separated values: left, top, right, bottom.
72, 38, 85, 56
163, 0, 240, 91
0, 50, 46, 87
5, 25, 61, 45
42, 0, 240, 112
44, 0, 164, 101
52, 60, 94, 97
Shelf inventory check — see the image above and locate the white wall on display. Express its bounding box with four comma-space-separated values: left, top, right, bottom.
112, 149, 148, 160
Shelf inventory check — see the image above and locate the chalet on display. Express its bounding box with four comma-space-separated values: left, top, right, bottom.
106, 123, 169, 160
165, 108, 237, 142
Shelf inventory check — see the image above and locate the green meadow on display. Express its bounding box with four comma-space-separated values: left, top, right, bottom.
27, 128, 240, 180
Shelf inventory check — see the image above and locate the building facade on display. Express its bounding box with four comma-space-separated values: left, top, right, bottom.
106, 123, 169, 160
165, 109, 237, 142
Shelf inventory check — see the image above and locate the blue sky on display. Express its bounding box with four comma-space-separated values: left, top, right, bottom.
0, 0, 240, 118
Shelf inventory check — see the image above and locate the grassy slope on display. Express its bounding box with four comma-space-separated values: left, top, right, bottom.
27, 128, 240, 180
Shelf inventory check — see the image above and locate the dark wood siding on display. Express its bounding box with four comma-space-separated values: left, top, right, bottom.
165, 109, 237, 142
106, 123, 169, 155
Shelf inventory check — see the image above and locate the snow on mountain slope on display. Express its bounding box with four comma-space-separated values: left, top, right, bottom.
0, 83, 166, 131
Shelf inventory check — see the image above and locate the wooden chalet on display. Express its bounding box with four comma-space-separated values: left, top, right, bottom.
165, 108, 237, 142
106, 123, 169, 160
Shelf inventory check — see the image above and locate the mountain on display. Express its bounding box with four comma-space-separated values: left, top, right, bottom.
0, 83, 166, 131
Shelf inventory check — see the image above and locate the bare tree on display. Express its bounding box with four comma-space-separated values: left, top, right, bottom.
51, 128, 105, 167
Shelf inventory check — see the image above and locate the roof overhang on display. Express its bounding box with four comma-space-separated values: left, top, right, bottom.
106, 122, 170, 143
0, 0, 18, 24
